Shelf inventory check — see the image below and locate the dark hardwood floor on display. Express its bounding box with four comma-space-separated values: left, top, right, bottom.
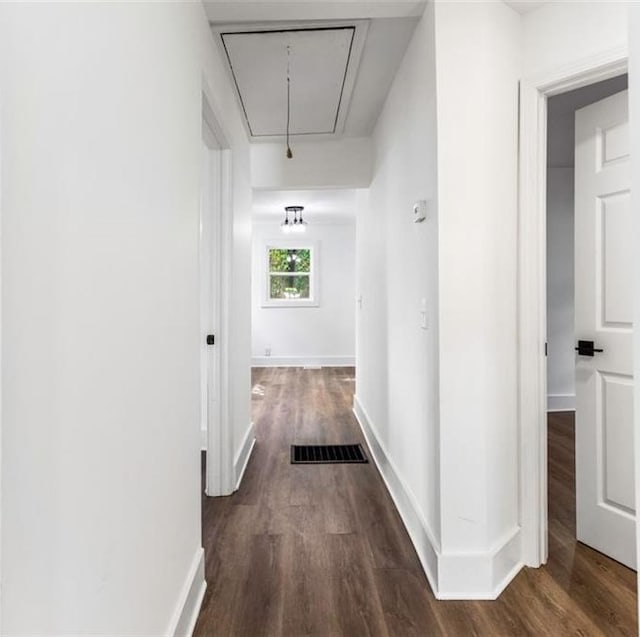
193, 368, 637, 636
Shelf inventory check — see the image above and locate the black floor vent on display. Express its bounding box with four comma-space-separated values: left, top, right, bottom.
291, 444, 368, 464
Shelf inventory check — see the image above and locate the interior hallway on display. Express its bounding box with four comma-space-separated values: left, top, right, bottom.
194, 369, 637, 636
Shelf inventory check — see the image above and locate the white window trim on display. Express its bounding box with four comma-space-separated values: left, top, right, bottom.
262, 240, 319, 308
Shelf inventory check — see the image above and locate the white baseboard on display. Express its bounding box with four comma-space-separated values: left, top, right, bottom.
251, 355, 355, 368
166, 547, 206, 637
437, 527, 523, 599
547, 393, 576, 412
200, 427, 207, 451
353, 394, 524, 600
353, 396, 440, 595
234, 421, 256, 491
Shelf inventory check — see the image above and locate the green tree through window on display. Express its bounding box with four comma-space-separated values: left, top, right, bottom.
268, 248, 312, 300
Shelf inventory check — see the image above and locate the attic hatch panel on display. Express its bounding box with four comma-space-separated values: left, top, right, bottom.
221, 27, 355, 137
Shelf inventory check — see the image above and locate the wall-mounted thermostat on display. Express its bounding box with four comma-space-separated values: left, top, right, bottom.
413, 200, 427, 223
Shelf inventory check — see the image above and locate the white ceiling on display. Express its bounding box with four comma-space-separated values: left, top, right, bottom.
221, 25, 361, 137
208, 0, 545, 142
252, 189, 357, 223
203, 2, 427, 23
211, 17, 419, 141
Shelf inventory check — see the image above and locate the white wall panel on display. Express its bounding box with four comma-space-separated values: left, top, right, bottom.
0, 2, 252, 633
251, 220, 355, 365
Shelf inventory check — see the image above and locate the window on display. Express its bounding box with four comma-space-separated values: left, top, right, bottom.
263, 242, 318, 307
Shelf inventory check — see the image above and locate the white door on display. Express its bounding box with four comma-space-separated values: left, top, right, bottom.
574, 90, 635, 569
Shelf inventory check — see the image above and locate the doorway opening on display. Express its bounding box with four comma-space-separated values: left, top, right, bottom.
249, 189, 357, 373
545, 74, 633, 573
519, 54, 637, 629
200, 94, 234, 497
519, 51, 629, 569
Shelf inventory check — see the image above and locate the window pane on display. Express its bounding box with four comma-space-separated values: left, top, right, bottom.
269, 248, 310, 273
269, 274, 310, 299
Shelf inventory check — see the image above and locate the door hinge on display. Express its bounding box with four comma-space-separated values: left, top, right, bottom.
545, 342, 548, 357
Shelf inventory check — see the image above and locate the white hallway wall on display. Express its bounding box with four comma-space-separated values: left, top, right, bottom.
354, 0, 441, 591
252, 220, 356, 367
0, 2, 252, 634
357, 0, 521, 598
251, 138, 372, 190
435, 2, 521, 585
356, 0, 630, 600
522, 2, 627, 80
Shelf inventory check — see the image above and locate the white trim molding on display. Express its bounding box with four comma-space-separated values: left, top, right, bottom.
234, 421, 256, 490
547, 394, 576, 412
353, 395, 523, 599
518, 47, 628, 569
437, 528, 522, 600
201, 82, 235, 499
252, 355, 355, 368
200, 427, 207, 451
166, 547, 206, 637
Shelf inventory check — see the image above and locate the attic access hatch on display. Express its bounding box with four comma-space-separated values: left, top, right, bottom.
218, 22, 368, 141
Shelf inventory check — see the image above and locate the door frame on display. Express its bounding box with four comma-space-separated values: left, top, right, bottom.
201, 88, 234, 496
518, 46, 629, 567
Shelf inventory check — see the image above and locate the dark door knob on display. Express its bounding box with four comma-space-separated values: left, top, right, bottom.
575, 340, 603, 356
206, 334, 215, 345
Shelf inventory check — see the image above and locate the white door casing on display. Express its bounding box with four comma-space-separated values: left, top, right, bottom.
200, 136, 221, 494
201, 96, 234, 497
518, 50, 628, 569
574, 89, 635, 569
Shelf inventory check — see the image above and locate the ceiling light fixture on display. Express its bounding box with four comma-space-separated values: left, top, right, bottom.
286, 44, 293, 159
281, 205, 307, 233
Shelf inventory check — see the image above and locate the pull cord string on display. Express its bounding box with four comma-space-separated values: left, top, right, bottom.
286, 44, 293, 159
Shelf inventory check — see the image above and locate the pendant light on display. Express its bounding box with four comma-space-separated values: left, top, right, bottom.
281, 205, 307, 233
280, 206, 292, 233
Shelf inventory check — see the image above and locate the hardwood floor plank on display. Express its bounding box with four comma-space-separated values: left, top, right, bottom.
505, 567, 606, 636
280, 533, 339, 636
230, 534, 285, 637
373, 567, 441, 636
323, 467, 359, 535
193, 370, 637, 636
325, 533, 389, 637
